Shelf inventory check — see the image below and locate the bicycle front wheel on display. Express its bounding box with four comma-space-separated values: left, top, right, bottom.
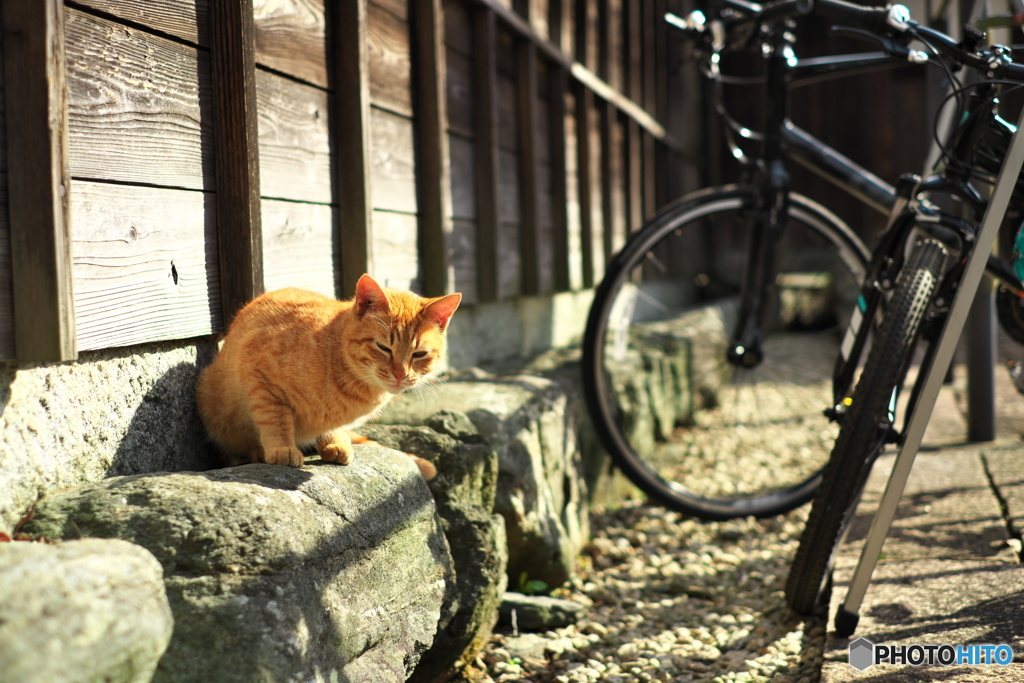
582, 185, 869, 520
785, 239, 948, 615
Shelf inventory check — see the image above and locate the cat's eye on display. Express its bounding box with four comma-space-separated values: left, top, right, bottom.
412, 351, 428, 359
376, 343, 391, 354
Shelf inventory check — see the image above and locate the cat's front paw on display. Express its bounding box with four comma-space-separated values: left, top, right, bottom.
265, 447, 304, 467
320, 442, 352, 465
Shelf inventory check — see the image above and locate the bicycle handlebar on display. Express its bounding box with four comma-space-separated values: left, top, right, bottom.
667, 0, 1024, 82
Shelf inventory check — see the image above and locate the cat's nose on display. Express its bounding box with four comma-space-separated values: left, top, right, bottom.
393, 369, 407, 382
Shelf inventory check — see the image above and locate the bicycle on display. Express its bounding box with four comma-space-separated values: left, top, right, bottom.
581, 0, 914, 520
783, 3, 1024, 630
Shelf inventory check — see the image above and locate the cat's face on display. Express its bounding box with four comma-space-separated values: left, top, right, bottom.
348, 275, 461, 395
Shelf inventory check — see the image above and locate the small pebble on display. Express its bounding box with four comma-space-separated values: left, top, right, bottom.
476, 501, 824, 682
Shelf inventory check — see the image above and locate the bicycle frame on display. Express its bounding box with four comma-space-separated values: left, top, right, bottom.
723, 27, 902, 366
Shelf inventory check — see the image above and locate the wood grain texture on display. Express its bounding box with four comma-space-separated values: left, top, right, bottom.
548, 64, 570, 291
443, 0, 472, 57
517, 40, 541, 295
0, 17, 12, 359
253, 0, 327, 87
449, 133, 477, 220
369, 107, 418, 215
261, 199, 336, 297
371, 210, 420, 292
331, 0, 373, 295
445, 48, 474, 139
70, 181, 220, 351
472, 6, 500, 302
411, 0, 453, 296
209, 0, 264, 325
367, 0, 412, 116
256, 69, 330, 203
65, 9, 213, 190
451, 218, 478, 304
71, 0, 208, 46
4, 0, 76, 361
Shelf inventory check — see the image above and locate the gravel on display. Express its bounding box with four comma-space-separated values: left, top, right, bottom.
465, 503, 825, 683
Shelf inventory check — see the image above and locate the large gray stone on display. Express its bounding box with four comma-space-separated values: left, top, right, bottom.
360, 415, 509, 683
19, 448, 453, 683
378, 377, 589, 591
0, 538, 173, 683
0, 338, 217, 535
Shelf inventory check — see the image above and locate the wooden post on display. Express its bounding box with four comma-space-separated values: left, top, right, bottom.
411, 0, 453, 297
574, 0, 595, 287
547, 0, 570, 291
518, 41, 542, 296
331, 0, 373, 297
3, 0, 76, 362
472, 6, 501, 302
625, 0, 644, 232
209, 0, 263, 324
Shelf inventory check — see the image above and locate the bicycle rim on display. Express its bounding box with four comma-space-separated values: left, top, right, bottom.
785, 240, 948, 614
583, 185, 869, 520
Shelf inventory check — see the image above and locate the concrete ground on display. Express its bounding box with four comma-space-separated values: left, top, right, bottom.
819, 338, 1024, 681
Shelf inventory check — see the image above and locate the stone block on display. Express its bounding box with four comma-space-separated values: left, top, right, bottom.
377, 377, 589, 591
0, 538, 173, 683
19, 449, 452, 683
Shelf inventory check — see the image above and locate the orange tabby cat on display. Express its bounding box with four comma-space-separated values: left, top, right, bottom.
195, 274, 461, 479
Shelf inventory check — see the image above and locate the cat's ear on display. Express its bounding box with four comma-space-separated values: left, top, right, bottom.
355, 274, 389, 315
424, 293, 462, 331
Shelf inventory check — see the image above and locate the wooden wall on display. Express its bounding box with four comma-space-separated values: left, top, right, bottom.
0, 0, 687, 362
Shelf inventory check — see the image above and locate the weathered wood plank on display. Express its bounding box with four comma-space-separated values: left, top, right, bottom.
449, 133, 477, 220
548, 65, 570, 291
70, 181, 220, 350
443, 0, 472, 57
563, 88, 584, 290
255, 69, 331, 203
209, 0, 264, 324
261, 199, 336, 297
331, 0, 373, 294
372, 0, 408, 22
411, 0, 452, 297
253, 0, 327, 87
446, 48, 474, 139
451, 217, 478, 304
600, 99, 614, 263
367, 0, 412, 116
0, 16, 12, 359
71, 0, 208, 46
4, 0, 76, 361
65, 9, 213, 190
574, 85, 595, 288
371, 210, 420, 292
369, 107, 418, 214
472, 6, 500, 302
518, 40, 541, 295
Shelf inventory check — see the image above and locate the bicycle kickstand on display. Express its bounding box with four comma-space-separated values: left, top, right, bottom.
834, 102, 1024, 638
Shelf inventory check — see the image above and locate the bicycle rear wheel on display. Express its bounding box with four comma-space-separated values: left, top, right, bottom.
785, 239, 948, 615
582, 185, 869, 520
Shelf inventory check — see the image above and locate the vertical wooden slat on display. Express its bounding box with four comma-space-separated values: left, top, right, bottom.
642, 0, 658, 219
599, 100, 614, 263
3, 0, 76, 361
472, 6, 501, 301
518, 40, 542, 296
654, 0, 669, 209
624, 0, 643, 231
548, 63, 570, 291
411, 0, 453, 296
574, 0, 595, 287
209, 0, 263, 322
331, 0, 373, 296
544, 0, 569, 291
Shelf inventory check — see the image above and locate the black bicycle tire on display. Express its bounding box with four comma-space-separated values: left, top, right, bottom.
785, 240, 948, 615
582, 184, 871, 520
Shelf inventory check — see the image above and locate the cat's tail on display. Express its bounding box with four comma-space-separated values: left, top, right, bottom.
350, 433, 437, 480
